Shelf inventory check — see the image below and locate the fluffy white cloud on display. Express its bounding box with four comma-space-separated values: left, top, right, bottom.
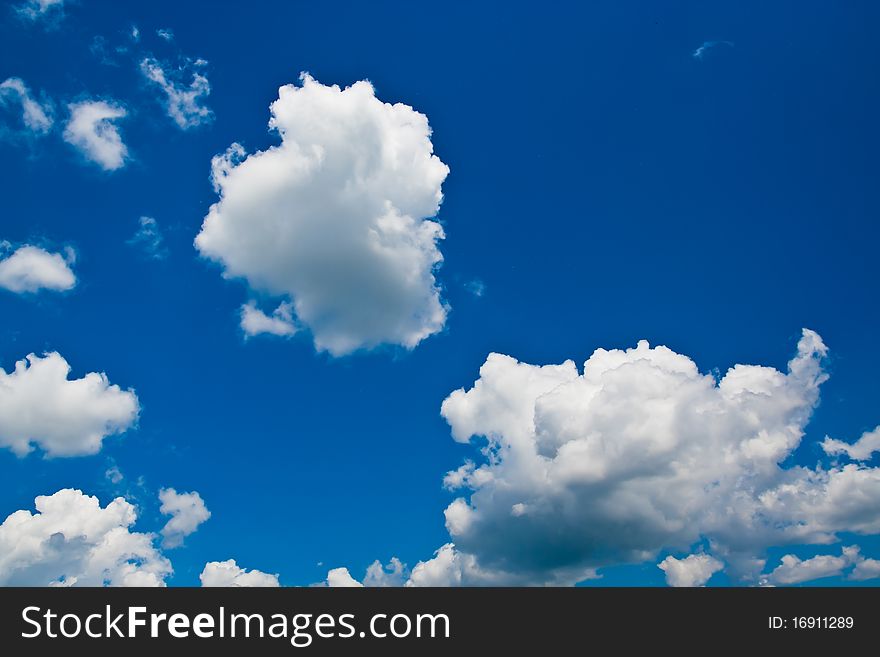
849, 557, 880, 581
766, 546, 861, 585
158, 488, 210, 548
0, 351, 139, 457
156, 28, 174, 41
195, 74, 450, 356
363, 557, 408, 587
140, 58, 212, 129
324, 558, 408, 588
326, 567, 363, 587
658, 554, 723, 587
63, 100, 127, 170
200, 559, 280, 587
0, 244, 75, 293
0, 489, 171, 586
0, 77, 53, 134
240, 300, 297, 338
823, 426, 880, 462
127, 216, 167, 260
424, 329, 880, 585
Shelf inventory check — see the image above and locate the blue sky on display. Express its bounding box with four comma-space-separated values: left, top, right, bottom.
1, 0, 879, 587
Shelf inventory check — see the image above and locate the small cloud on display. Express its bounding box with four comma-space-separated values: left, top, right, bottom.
0, 77, 53, 135
15, 0, 64, 22
765, 546, 862, 586
0, 243, 76, 294
105, 464, 123, 484
658, 553, 723, 587
158, 487, 211, 549
464, 278, 486, 298
200, 560, 280, 587
693, 40, 734, 60
822, 426, 880, 462
240, 300, 297, 338
139, 57, 212, 129
156, 28, 174, 41
127, 216, 168, 260
62, 99, 128, 171
0, 350, 138, 457
130, 24, 140, 42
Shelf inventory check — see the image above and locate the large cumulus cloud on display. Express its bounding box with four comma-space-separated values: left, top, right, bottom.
0, 489, 171, 586
195, 74, 450, 356
433, 329, 880, 584
328, 330, 880, 586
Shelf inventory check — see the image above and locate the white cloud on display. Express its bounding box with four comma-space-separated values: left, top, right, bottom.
63, 100, 128, 170
240, 300, 297, 338
105, 465, 123, 484
0, 489, 171, 586
0, 244, 75, 293
363, 557, 408, 587
464, 279, 486, 298
420, 329, 880, 585
140, 57, 211, 129
127, 216, 167, 259
156, 28, 174, 41
823, 426, 880, 462
693, 40, 734, 60
403, 543, 597, 587
16, 0, 64, 21
326, 567, 363, 587
849, 557, 880, 581
658, 554, 723, 587
200, 559, 280, 587
323, 558, 409, 587
767, 546, 861, 585
195, 74, 450, 356
0, 77, 53, 134
158, 488, 211, 548
0, 351, 139, 457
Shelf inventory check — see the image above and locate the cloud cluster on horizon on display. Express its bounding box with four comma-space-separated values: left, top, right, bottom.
0, 489, 171, 586
200, 559, 279, 587
326, 330, 880, 587
0, 488, 228, 586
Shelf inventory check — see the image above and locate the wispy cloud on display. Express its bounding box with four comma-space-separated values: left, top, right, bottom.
693, 40, 734, 60
464, 278, 486, 298
127, 216, 168, 260
140, 57, 212, 129
15, 0, 64, 22
0, 77, 53, 136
